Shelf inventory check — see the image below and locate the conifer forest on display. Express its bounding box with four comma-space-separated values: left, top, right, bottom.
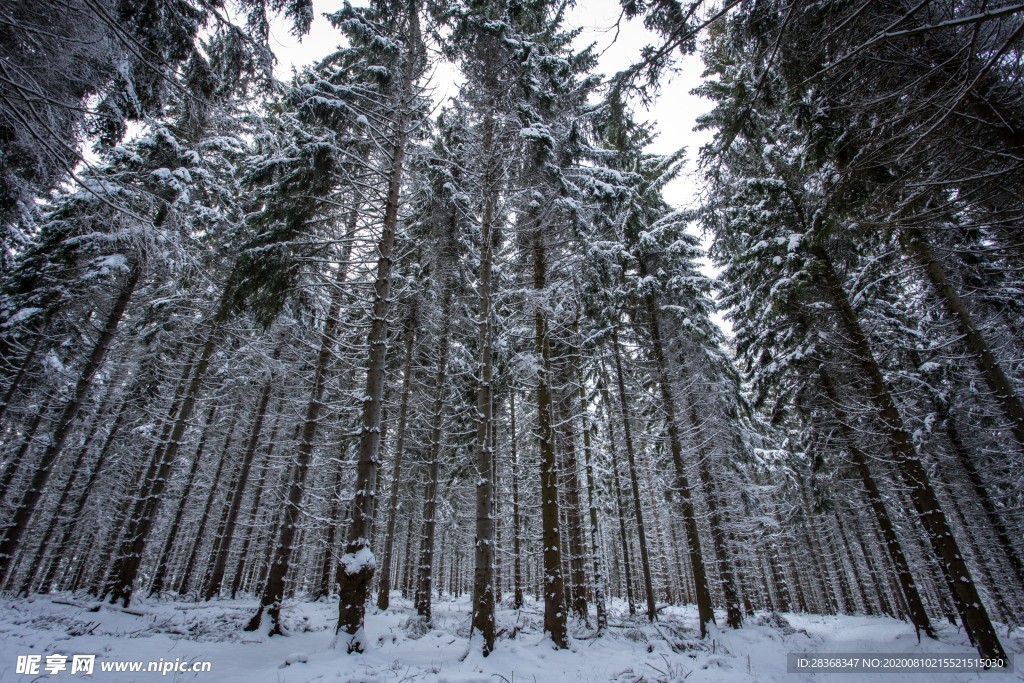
0, 0, 1023, 680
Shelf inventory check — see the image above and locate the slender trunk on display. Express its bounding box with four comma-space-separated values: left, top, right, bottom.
415, 317, 450, 620
177, 410, 239, 595
335, 47, 415, 646
469, 109, 498, 654
534, 231, 568, 648
813, 245, 1003, 660
400, 510, 417, 598
610, 329, 657, 621
638, 287, 715, 632
0, 393, 54, 504
554, 362, 588, 622
109, 279, 234, 607
149, 404, 217, 596
643, 452, 674, 605
492, 410, 502, 605
849, 510, 895, 617
600, 380, 636, 616
0, 331, 43, 426
0, 262, 140, 581
575, 349, 607, 631
316, 458, 347, 602
730, 531, 756, 616
942, 408, 1024, 589
231, 403, 284, 599
509, 390, 524, 610
377, 308, 417, 610
906, 229, 1024, 448
101, 349, 196, 593
19, 386, 115, 594
205, 367, 276, 600
89, 459, 149, 597
247, 274, 346, 634
42, 395, 130, 592
819, 367, 935, 636
689, 402, 743, 628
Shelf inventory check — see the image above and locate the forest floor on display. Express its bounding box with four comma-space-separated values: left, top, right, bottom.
0, 593, 1021, 682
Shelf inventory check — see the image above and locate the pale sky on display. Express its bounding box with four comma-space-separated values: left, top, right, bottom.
267, 1, 729, 334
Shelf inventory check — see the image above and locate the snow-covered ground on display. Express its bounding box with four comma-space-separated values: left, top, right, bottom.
0, 593, 1020, 682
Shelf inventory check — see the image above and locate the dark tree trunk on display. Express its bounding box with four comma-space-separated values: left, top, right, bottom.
230, 402, 284, 600
534, 230, 568, 649
247, 273, 346, 634
0, 393, 54, 505
19, 383, 117, 594
941, 407, 1024, 590
638, 289, 715, 633
315, 457, 347, 603
553, 359, 588, 622
108, 279, 234, 607
610, 329, 657, 622
205, 368, 276, 601
0, 262, 140, 581
414, 302, 450, 620
42, 395, 130, 592
575, 347, 607, 631
600, 379, 636, 616
906, 229, 1024, 449
377, 308, 417, 610
0, 331, 44, 427
688, 401, 743, 629
177, 410, 240, 596
509, 390, 524, 610
149, 404, 217, 597
813, 245, 1004, 660
469, 109, 498, 654
335, 65, 413, 649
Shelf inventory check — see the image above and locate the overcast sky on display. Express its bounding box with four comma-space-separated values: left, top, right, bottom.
267, 1, 729, 333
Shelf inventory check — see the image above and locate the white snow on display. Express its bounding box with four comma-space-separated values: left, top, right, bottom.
339, 547, 376, 575
0, 594, 1019, 682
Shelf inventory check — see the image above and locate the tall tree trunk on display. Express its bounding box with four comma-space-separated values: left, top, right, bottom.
18, 382, 118, 594
41, 395, 130, 592
315, 454, 347, 602
377, 308, 417, 610
415, 314, 450, 620
905, 228, 1024, 448
687, 401, 743, 629
468, 108, 499, 654
819, 367, 935, 637
812, 245, 1004, 660
0, 262, 140, 581
106, 347, 197, 590
149, 404, 217, 596
600, 379, 636, 616
941, 407, 1024, 590
575, 349, 607, 631
335, 47, 415, 647
108, 279, 234, 607
610, 329, 657, 622
247, 272, 347, 634
554, 358, 589, 622
509, 390, 524, 610
88, 459, 149, 597
533, 229, 568, 648
177, 409, 240, 596
205, 366, 277, 600
231, 403, 284, 600
638, 288, 715, 633
0, 331, 45, 428
0, 393, 54, 505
